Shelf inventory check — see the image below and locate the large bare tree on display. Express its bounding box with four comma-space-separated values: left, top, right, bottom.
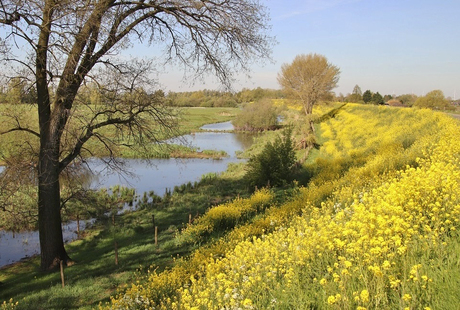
278, 53, 339, 160
0, 0, 272, 270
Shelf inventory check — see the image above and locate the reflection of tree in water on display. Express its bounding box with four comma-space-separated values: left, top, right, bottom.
59, 161, 137, 224
0, 153, 39, 231
234, 132, 257, 150
0, 158, 128, 231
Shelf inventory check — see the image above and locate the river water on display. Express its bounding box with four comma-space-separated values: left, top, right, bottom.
0, 121, 252, 268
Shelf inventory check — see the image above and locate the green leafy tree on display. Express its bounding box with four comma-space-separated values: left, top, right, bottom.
363, 90, 373, 103
245, 128, 296, 188
383, 94, 393, 102
5, 77, 26, 104
232, 99, 278, 131
372, 92, 384, 105
413, 90, 452, 110
0, 0, 272, 270
278, 54, 340, 125
397, 94, 418, 106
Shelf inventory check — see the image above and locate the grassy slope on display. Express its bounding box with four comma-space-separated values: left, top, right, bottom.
0, 168, 252, 309
104, 104, 460, 309
2, 104, 459, 309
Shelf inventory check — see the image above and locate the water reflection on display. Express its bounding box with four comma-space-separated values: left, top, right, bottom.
89, 157, 242, 197
0, 219, 94, 267
0, 121, 255, 267
200, 121, 234, 131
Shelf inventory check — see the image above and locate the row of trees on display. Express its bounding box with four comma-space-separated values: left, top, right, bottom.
0, 79, 284, 107
1, 76, 452, 110
166, 88, 283, 107
340, 85, 389, 105
337, 85, 455, 109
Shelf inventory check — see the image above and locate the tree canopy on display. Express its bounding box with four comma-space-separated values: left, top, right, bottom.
372, 92, 384, 105
277, 53, 339, 160
413, 90, 452, 110
232, 99, 279, 131
277, 54, 340, 119
0, 0, 273, 270
363, 90, 373, 103
347, 84, 362, 102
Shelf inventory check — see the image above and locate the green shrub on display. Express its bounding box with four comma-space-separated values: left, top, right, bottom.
232, 98, 278, 131
245, 127, 296, 188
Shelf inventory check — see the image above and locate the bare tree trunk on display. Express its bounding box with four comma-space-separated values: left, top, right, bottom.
300, 144, 314, 164
305, 102, 315, 134
38, 143, 71, 270
35, 2, 71, 270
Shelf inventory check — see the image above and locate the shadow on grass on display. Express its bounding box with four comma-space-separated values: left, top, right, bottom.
0, 175, 247, 309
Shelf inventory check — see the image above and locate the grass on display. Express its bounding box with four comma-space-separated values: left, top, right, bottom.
176, 107, 238, 134
0, 161, 251, 309
4, 103, 457, 309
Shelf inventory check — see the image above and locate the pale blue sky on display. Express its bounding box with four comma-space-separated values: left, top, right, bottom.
143, 1, 460, 97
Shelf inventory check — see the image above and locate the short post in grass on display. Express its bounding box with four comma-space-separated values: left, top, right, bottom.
115, 241, 119, 266
189, 213, 192, 225
60, 260, 65, 288
76, 214, 80, 238
155, 226, 158, 246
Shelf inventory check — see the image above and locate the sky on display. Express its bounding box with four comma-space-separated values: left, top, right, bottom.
149, 0, 460, 98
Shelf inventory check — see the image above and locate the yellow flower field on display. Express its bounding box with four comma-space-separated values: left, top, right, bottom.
105, 105, 460, 309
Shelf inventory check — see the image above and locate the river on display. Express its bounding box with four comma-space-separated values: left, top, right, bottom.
0, 121, 252, 268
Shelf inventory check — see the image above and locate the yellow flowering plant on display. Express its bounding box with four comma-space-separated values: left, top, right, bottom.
104, 105, 460, 309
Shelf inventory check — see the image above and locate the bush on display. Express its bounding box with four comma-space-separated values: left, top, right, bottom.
232, 99, 278, 131
245, 127, 296, 188
413, 89, 453, 110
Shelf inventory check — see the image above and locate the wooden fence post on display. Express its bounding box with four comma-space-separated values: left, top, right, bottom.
60, 260, 65, 288
76, 214, 80, 237
189, 213, 192, 225
115, 241, 119, 266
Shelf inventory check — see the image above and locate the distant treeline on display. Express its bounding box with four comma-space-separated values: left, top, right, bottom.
166, 88, 285, 107
1, 78, 456, 110
0, 78, 284, 107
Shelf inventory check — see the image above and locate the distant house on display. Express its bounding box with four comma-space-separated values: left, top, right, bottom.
386, 99, 407, 107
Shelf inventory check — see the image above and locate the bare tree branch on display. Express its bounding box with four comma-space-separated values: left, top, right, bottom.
0, 0, 273, 270
0, 126, 40, 138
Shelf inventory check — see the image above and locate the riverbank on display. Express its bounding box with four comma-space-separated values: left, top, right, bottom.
0, 115, 253, 268
0, 104, 283, 308
0, 159, 254, 309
